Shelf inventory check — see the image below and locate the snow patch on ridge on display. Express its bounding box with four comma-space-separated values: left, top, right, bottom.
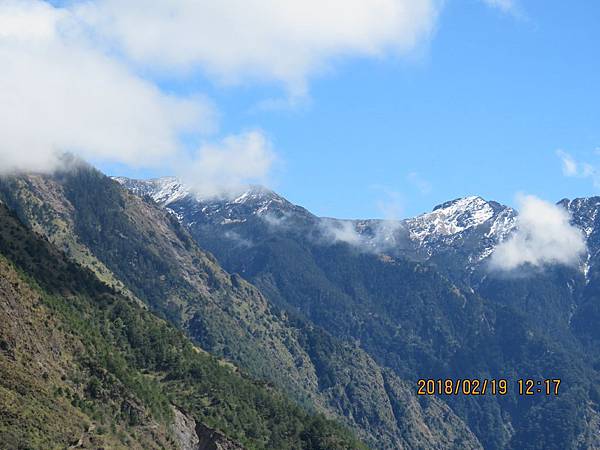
407, 196, 496, 244
113, 176, 296, 220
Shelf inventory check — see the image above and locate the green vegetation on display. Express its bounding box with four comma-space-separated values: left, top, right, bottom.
0, 168, 483, 449
188, 207, 600, 450
4, 166, 598, 449
0, 203, 367, 449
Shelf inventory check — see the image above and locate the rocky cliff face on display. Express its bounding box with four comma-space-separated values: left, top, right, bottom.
196, 423, 245, 450
172, 408, 245, 450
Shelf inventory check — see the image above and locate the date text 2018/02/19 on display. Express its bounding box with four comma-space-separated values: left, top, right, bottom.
417, 379, 561, 396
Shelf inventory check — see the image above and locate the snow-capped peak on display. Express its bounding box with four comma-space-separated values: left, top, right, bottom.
397, 196, 519, 264
230, 185, 286, 209
147, 177, 188, 205
113, 177, 300, 221
113, 176, 188, 206
407, 196, 496, 241
114, 175, 600, 272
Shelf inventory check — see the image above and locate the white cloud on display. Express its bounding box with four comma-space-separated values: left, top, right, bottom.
223, 230, 253, 248
0, 0, 516, 192
318, 192, 405, 252
481, 0, 516, 13
489, 194, 586, 271
407, 171, 432, 194
79, 0, 441, 95
317, 217, 406, 254
0, 0, 443, 194
368, 220, 404, 251
556, 149, 600, 188
0, 0, 214, 174
556, 149, 578, 176
311, 187, 405, 252
177, 130, 276, 199
370, 189, 404, 248
319, 219, 364, 246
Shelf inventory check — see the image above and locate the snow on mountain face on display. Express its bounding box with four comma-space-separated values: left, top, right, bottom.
114, 177, 520, 261
347, 197, 518, 262
397, 196, 517, 262
113, 176, 600, 276
556, 197, 600, 281
113, 176, 189, 205
407, 196, 495, 242
113, 177, 309, 226
560, 197, 600, 239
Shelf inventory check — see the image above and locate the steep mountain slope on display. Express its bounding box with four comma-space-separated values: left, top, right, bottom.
119, 177, 600, 450
559, 197, 600, 348
0, 171, 318, 399
0, 202, 368, 450
0, 168, 480, 450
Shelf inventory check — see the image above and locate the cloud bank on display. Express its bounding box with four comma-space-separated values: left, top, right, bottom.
0, 0, 443, 197
489, 195, 586, 271
318, 218, 404, 253
0, 0, 213, 174
81, 0, 441, 95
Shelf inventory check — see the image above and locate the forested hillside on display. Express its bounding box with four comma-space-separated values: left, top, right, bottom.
119, 176, 600, 450
0, 201, 367, 449
0, 167, 479, 449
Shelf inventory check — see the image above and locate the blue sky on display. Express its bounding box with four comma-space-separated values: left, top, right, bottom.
102, 1, 600, 218
3, 1, 599, 219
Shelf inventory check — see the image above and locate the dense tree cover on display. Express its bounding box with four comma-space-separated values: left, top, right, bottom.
0, 203, 367, 450
7, 167, 599, 449
0, 169, 486, 449
0, 170, 319, 400
185, 208, 600, 450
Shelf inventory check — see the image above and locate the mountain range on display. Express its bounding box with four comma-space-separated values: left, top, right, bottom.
115, 175, 600, 450
1, 167, 600, 449
114, 177, 521, 268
